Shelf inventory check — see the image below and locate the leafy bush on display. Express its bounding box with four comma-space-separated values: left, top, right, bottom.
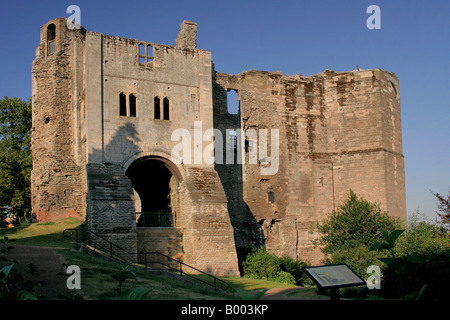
370, 226, 450, 300
242, 247, 311, 285
324, 245, 383, 279
313, 190, 401, 281
279, 257, 313, 286
396, 221, 450, 256
315, 190, 402, 255
242, 247, 281, 281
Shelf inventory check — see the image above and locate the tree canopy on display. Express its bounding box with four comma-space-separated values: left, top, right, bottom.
0, 96, 32, 226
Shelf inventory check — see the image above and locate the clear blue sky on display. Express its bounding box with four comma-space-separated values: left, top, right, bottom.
0, 0, 448, 223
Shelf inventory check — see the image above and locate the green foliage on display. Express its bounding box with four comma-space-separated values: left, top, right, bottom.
117, 287, 154, 300
0, 97, 32, 226
433, 189, 450, 229
396, 219, 450, 256
232, 286, 268, 300
0, 262, 44, 300
324, 245, 382, 279
315, 190, 401, 255
242, 247, 311, 286
111, 264, 140, 294
370, 228, 450, 300
0, 236, 15, 261
279, 257, 313, 286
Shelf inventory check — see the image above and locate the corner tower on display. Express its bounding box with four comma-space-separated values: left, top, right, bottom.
31, 18, 87, 222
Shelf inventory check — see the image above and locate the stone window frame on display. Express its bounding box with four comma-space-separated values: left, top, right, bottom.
153, 96, 170, 121
47, 23, 56, 55
138, 42, 154, 67
119, 92, 138, 118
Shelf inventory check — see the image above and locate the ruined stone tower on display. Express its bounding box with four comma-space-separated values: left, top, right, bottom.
31, 18, 406, 273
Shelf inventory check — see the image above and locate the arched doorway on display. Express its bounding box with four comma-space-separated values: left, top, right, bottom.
126, 158, 178, 228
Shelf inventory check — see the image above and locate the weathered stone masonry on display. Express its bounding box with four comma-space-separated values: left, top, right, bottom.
31, 18, 406, 274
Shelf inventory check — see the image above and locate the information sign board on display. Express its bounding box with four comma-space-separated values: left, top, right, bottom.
303, 263, 366, 289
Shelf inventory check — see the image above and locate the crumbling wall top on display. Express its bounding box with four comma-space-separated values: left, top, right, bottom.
175, 20, 197, 49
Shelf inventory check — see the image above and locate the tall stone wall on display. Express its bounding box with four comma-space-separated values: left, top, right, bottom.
31, 18, 87, 222
214, 68, 406, 263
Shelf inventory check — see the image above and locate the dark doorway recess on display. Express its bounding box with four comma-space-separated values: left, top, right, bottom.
127, 159, 174, 227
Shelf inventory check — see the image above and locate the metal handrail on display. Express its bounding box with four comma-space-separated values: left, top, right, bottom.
62, 228, 230, 291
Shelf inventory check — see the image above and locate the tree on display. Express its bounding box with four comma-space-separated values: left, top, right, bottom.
0, 97, 32, 226
314, 190, 402, 278
315, 190, 402, 254
432, 189, 450, 229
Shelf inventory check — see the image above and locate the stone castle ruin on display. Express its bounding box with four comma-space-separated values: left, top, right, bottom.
31, 18, 406, 276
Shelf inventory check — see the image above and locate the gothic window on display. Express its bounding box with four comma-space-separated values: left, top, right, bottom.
129, 94, 137, 117
153, 96, 170, 121
47, 24, 56, 55
138, 43, 154, 66
154, 97, 161, 119
119, 93, 137, 117
119, 93, 127, 116
163, 97, 170, 120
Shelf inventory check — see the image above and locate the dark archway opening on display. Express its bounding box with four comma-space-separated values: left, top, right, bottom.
127, 159, 174, 227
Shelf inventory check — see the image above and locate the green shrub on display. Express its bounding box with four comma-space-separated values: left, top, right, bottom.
371, 225, 450, 300
274, 271, 296, 285
242, 247, 311, 286
396, 221, 450, 256
242, 247, 281, 281
324, 245, 383, 279
279, 257, 313, 286
315, 190, 401, 255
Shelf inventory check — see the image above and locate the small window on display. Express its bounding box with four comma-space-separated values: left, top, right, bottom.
139, 44, 146, 64
268, 191, 275, 204
47, 24, 56, 55
163, 97, 170, 120
119, 93, 127, 116
154, 97, 161, 119
129, 94, 137, 117
139, 42, 154, 66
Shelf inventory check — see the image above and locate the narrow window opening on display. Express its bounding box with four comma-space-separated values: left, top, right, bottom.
227, 89, 239, 114
119, 93, 127, 116
268, 191, 275, 204
154, 97, 161, 119
129, 94, 137, 117
47, 24, 56, 55
163, 97, 170, 120
139, 44, 146, 64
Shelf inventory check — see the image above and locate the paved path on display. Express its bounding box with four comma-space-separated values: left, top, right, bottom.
1, 244, 72, 300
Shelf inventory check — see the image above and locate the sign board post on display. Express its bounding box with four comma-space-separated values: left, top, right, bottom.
303, 264, 366, 300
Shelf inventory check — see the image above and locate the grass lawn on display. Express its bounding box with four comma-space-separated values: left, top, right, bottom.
0, 217, 84, 248
0, 218, 325, 300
